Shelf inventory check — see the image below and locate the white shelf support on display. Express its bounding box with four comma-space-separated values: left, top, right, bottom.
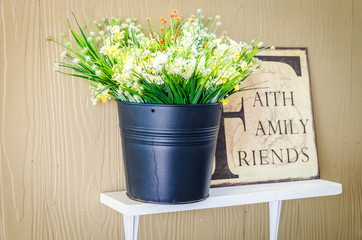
101, 179, 341, 240
269, 200, 282, 240
123, 215, 139, 240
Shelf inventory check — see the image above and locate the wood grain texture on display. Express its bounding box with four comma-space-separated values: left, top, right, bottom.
0, 0, 360, 239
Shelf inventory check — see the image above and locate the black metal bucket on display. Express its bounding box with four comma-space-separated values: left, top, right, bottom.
117, 101, 222, 204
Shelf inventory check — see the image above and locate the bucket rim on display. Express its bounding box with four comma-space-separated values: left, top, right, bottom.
116, 100, 222, 108
126, 192, 210, 204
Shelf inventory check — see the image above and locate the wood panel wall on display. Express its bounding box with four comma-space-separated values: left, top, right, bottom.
0, 0, 360, 239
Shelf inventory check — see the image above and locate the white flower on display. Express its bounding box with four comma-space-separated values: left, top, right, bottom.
110, 25, 120, 34
92, 65, 97, 70
95, 70, 101, 76
152, 53, 168, 73
87, 37, 93, 41
137, 33, 144, 39
197, 9, 202, 14
198, 56, 206, 68
271, 46, 275, 50
133, 66, 143, 75
72, 58, 80, 64
217, 44, 228, 51
183, 30, 192, 37
167, 58, 185, 75
154, 76, 164, 85
90, 31, 95, 36
216, 22, 221, 27
53, 63, 59, 71
215, 15, 220, 20
112, 73, 121, 82
123, 58, 136, 75
168, 66, 181, 75
200, 68, 212, 77
99, 31, 105, 36
85, 56, 91, 62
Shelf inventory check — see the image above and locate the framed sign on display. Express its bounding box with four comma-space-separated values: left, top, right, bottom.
211, 48, 319, 187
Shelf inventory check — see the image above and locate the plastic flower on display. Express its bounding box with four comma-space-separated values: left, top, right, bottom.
50, 10, 268, 105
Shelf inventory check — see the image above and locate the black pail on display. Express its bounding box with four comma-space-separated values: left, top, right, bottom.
117, 101, 222, 204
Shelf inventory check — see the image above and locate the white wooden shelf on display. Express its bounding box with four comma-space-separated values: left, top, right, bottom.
100, 179, 342, 240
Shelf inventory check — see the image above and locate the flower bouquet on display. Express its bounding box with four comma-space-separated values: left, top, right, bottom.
50, 9, 266, 203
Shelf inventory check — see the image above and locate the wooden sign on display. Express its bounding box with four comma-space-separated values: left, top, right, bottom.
211, 48, 319, 187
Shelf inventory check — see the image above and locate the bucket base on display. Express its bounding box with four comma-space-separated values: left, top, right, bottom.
126, 192, 210, 205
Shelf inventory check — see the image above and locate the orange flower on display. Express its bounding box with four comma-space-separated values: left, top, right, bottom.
146, 18, 151, 22
160, 26, 164, 31
163, 19, 167, 24
190, 19, 194, 23
169, 13, 174, 18
170, 37, 175, 41
174, 13, 178, 17
160, 17, 164, 21
151, 35, 156, 39
174, 30, 179, 36
173, 9, 177, 13
202, 42, 207, 46
159, 39, 164, 44
176, 17, 180, 22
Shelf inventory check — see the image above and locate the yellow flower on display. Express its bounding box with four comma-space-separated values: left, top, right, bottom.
101, 95, 108, 103
234, 85, 239, 91
112, 66, 119, 72
241, 61, 248, 71
222, 78, 227, 84
103, 44, 120, 58
113, 32, 124, 40
220, 99, 229, 105
233, 52, 240, 62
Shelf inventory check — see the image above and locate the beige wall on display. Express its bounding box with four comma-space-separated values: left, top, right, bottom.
0, 0, 361, 239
